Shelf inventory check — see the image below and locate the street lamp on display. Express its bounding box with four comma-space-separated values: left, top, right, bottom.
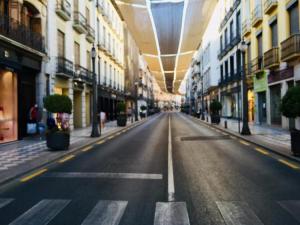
201, 74, 205, 120
134, 81, 139, 121
91, 45, 100, 137
238, 40, 251, 135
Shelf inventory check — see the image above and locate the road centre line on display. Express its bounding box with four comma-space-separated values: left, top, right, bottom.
168, 115, 175, 202
97, 140, 106, 144
278, 159, 299, 169
20, 168, 48, 182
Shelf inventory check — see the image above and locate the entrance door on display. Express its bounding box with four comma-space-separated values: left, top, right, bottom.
258, 91, 266, 124
74, 91, 82, 128
270, 84, 282, 125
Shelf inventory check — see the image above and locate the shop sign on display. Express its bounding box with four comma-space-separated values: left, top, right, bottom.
268, 67, 293, 84
253, 72, 267, 92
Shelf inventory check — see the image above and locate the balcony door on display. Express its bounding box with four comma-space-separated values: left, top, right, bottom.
57, 30, 65, 58
74, 42, 80, 66
288, 2, 299, 35
270, 20, 278, 47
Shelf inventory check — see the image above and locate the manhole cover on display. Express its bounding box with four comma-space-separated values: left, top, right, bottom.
181, 135, 231, 141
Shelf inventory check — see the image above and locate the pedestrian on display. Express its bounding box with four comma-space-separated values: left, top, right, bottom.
100, 111, 106, 129
27, 104, 39, 135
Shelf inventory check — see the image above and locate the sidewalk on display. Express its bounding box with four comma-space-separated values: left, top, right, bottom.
191, 115, 299, 163
0, 120, 139, 185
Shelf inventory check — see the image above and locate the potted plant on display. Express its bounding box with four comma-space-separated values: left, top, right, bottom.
140, 105, 147, 118
43, 94, 72, 150
116, 102, 127, 127
210, 99, 222, 124
280, 86, 300, 156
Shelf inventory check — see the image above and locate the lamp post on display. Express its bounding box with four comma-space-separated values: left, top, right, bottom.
91, 45, 100, 137
134, 81, 138, 121
238, 40, 251, 135
201, 74, 205, 120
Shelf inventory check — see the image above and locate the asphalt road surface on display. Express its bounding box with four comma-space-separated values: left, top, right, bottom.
0, 112, 300, 225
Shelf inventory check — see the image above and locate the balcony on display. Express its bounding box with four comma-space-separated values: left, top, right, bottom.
242, 19, 251, 36
0, 15, 44, 52
251, 5, 263, 27
264, 47, 279, 69
86, 24, 95, 43
74, 64, 93, 83
56, 57, 74, 78
96, 0, 104, 14
251, 56, 264, 74
56, 0, 71, 21
264, 0, 278, 14
73, 11, 87, 34
281, 34, 300, 62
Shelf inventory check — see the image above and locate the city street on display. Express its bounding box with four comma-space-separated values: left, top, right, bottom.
0, 113, 300, 224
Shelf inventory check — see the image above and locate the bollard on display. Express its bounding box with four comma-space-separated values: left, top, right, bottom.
224, 120, 227, 129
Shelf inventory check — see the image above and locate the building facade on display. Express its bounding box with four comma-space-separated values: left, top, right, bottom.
218, 0, 245, 120
242, 0, 300, 129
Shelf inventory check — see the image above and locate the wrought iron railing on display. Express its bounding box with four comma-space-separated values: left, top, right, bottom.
73, 11, 87, 29
0, 15, 44, 52
251, 4, 263, 26
281, 34, 300, 61
251, 56, 264, 73
264, 47, 279, 68
56, 0, 71, 18
57, 57, 74, 77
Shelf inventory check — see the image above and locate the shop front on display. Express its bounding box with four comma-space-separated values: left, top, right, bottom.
0, 44, 42, 144
0, 69, 18, 143
254, 72, 268, 125
220, 86, 241, 119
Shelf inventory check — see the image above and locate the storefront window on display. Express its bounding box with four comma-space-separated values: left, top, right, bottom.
0, 70, 18, 143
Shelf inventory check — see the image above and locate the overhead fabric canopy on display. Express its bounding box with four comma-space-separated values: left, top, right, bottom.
115, 0, 217, 93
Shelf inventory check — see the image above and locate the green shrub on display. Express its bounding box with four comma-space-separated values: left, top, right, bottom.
281, 86, 300, 118
43, 94, 72, 114
210, 100, 222, 114
116, 102, 126, 113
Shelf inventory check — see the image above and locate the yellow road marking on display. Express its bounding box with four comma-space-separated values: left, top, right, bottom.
82, 146, 93, 152
239, 140, 250, 146
278, 159, 299, 169
97, 140, 105, 144
254, 147, 269, 155
59, 154, 75, 163
21, 168, 48, 182
107, 135, 115, 140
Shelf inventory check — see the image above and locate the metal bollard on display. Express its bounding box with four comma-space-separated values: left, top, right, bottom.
224, 120, 227, 129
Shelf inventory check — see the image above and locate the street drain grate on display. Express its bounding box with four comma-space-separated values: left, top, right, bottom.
181, 135, 231, 141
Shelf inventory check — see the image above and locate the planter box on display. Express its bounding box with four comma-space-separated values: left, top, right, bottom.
291, 129, 300, 156
117, 115, 127, 127
46, 132, 70, 150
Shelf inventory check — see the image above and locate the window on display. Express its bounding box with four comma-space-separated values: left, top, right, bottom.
103, 26, 106, 46
288, 3, 299, 35
74, 42, 80, 65
220, 35, 223, 50
225, 60, 228, 79
87, 51, 91, 71
57, 30, 65, 57
86, 7, 90, 25
236, 50, 241, 73
98, 57, 101, 84
97, 18, 100, 44
236, 11, 241, 36
104, 61, 107, 84
230, 21, 234, 41
257, 33, 263, 57
220, 64, 224, 81
270, 20, 278, 47
230, 55, 234, 76
225, 29, 228, 45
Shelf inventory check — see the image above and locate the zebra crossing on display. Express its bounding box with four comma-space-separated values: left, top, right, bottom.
1, 198, 300, 225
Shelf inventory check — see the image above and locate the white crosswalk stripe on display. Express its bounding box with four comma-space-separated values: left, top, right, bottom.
278, 200, 300, 223
0, 198, 14, 209
81, 200, 128, 225
216, 201, 264, 225
8, 199, 70, 225
154, 202, 190, 225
